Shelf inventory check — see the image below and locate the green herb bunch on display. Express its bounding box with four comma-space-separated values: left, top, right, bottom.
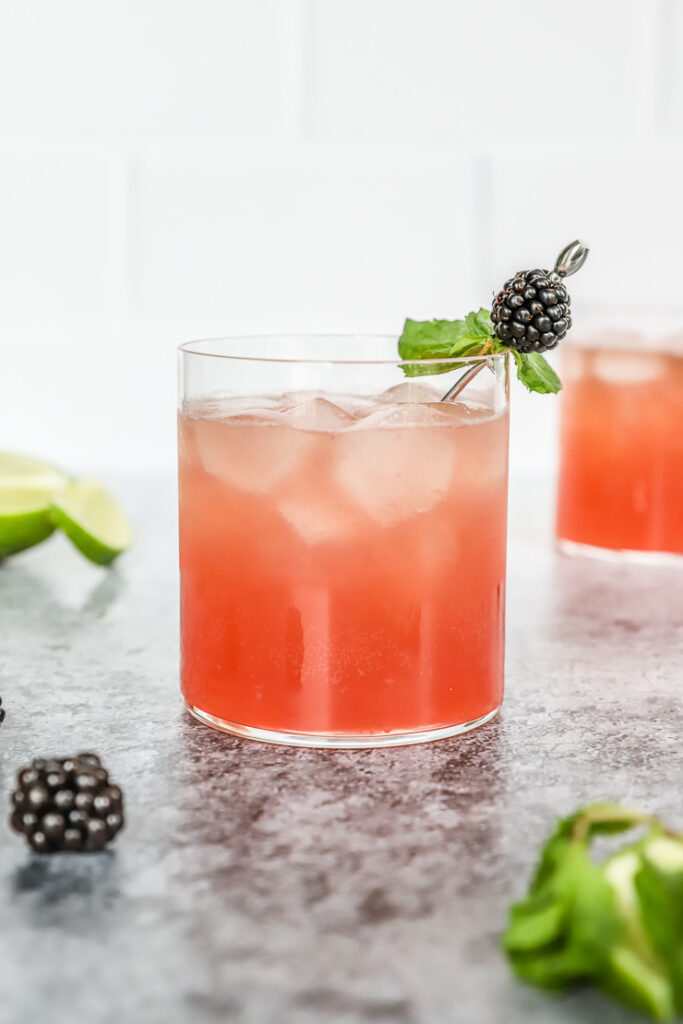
503, 803, 683, 1021
398, 308, 562, 395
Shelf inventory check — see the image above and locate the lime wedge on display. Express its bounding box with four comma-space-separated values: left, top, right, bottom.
0, 453, 69, 557
49, 479, 132, 566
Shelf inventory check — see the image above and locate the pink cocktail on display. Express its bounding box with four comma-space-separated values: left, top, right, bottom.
178, 338, 509, 747
557, 335, 683, 559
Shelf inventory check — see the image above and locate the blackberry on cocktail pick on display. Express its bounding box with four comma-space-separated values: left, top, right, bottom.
491, 240, 589, 354
9, 752, 124, 853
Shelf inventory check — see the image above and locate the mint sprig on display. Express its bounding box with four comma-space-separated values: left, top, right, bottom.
397, 309, 562, 395
397, 314, 492, 378
503, 803, 683, 1021
510, 350, 562, 395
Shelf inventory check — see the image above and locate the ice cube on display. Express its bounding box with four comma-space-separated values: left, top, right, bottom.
282, 397, 355, 431
377, 381, 443, 404
278, 490, 360, 545
351, 402, 470, 431
424, 400, 492, 424
280, 389, 323, 407
185, 395, 281, 419
335, 409, 457, 526
281, 390, 358, 411
221, 395, 281, 415
592, 351, 669, 384
193, 412, 314, 495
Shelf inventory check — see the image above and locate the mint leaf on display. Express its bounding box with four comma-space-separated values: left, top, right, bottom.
504, 804, 683, 1022
570, 851, 623, 962
509, 944, 597, 990
397, 308, 563, 394
464, 308, 494, 339
397, 318, 468, 360
506, 837, 622, 990
531, 804, 654, 894
636, 839, 683, 1014
511, 351, 562, 395
400, 360, 460, 379
604, 946, 675, 1022
504, 893, 569, 953
398, 309, 494, 378
581, 803, 657, 838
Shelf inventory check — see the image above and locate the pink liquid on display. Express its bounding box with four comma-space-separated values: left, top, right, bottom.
178, 389, 509, 740
557, 344, 683, 555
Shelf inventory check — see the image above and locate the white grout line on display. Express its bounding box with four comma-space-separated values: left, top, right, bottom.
118, 137, 683, 167
106, 153, 136, 326
633, 0, 656, 140
632, 0, 669, 140
471, 152, 494, 299
280, 0, 312, 146
653, 0, 677, 133
124, 155, 144, 323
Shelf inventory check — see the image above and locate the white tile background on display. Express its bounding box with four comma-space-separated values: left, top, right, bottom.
0, 0, 680, 476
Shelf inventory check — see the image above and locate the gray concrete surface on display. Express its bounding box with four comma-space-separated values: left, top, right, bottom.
1, 476, 681, 1024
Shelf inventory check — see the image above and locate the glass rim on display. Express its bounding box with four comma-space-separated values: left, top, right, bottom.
178, 334, 507, 368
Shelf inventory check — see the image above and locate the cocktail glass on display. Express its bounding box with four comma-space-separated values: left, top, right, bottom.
556, 315, 683, 561
178, 336, 509, 748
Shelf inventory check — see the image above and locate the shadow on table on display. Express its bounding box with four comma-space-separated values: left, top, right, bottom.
545, 550, 683, 642
1, 560, 126, 625
11, 851, 121, 934
169, 710, 509, 907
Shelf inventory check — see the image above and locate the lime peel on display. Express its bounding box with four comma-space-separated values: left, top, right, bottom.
49, 478, 132, 566
0, 453, 70, 557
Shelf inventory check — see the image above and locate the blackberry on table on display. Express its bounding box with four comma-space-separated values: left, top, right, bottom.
9, 753, 124, 853
491, 269, 572, 354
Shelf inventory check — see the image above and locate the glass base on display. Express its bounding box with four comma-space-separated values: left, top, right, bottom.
557, 537, 683, 567
184, 702, 500, 749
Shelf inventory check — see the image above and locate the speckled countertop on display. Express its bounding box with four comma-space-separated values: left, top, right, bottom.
1, 476, 681, 1024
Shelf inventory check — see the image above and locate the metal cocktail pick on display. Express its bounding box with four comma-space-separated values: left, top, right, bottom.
440, 240, 589, 402
552, 239, 589, 282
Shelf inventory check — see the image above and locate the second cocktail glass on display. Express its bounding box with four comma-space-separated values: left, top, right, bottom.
178, 336, 509, 747
556, 317, 683, 561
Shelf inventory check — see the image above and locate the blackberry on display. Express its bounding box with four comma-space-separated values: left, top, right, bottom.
491, 270, 572, 354
491, 241, 589, 354
9, 752, 124, 853
0, 696, 4, 727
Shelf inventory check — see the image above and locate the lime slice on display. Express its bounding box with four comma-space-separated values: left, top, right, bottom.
49, 479, 132, 566
0, 453, 69, 557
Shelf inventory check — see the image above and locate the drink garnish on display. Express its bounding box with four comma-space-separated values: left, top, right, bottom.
10, 752, 125, 853
0, 452, 68, 557
503, 802, 683, 1021
49, 478, 132, 566
0, 452, 130, 565
399, 240, 589, 396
